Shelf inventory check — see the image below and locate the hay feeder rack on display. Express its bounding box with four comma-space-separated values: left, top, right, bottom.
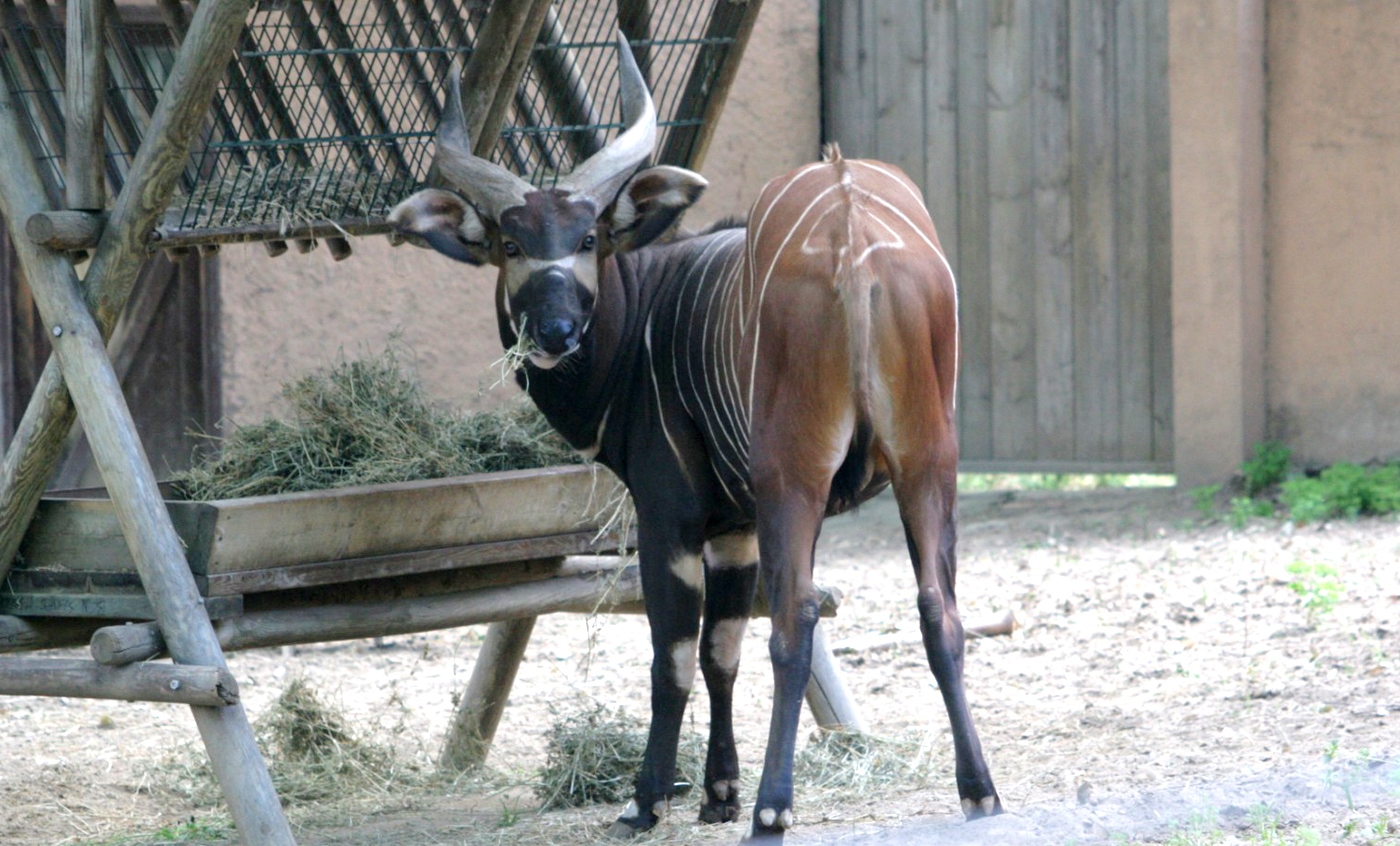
0, 1, 864, 842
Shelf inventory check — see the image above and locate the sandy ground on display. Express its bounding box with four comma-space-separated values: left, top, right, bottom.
1, 486, 1397, 845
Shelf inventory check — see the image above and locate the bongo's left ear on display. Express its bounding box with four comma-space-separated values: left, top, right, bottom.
605, 165, 708, 252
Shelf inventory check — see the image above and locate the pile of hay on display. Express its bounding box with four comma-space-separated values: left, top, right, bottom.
792, 729, 939, 793
256, 679, 413, 804
535, 704, 703, 810
170, 348, 579, 500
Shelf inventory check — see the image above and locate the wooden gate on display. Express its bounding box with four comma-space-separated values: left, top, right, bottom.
822, 0, 1172, 472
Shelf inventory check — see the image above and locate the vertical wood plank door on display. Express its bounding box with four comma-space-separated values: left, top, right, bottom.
0, 220, 221, 488
820, 0, 1171, 473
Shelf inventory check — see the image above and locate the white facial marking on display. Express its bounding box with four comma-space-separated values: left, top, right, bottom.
706, 618, 746, 674
670, 637, 698, 691
669, 551, 703, 591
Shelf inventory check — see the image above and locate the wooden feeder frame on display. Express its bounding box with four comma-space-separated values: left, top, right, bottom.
0, 2, 865, 843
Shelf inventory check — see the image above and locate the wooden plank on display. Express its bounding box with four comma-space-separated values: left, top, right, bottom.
821, 0, 876, 158
0, 615, 100, 652
987, 0, 1036, 461
655, 0, 764, 169
64, 0, 105, 210
209, 564, 648, 653
0, 591, 241, 620
201, 466, 626, 575
17, 496, 214, 574
922, 0, 959, 272
873, 0, 925, 184
205, 529, 626, 597
440, 616, 536, 770
14, 466, 625, 578
1069, 0, 1119, 461
0, 657, 238, 706
1115, 0, 1152, 462
954, 1, 992, 459
1032, 0, 1074, 460
1144, 0, 1173, 464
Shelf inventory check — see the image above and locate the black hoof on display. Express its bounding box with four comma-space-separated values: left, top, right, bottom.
605, 801, 661, 839
698, 779, 741, 824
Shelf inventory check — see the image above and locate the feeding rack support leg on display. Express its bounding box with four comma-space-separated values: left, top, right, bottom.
0, 0, 297, 842
440, 616, 538, 771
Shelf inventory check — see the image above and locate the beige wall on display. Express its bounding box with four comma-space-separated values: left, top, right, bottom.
1265, 0, 1400, 468
218, 0, 820, 424
1172, 0, 1400, 484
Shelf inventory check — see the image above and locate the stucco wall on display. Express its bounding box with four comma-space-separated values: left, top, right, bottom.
217, 0, 820, 424
1265, 1, 1400, 466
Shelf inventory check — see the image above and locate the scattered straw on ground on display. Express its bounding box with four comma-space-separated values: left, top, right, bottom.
170, 346, 579, 500
535, 704, 704, 810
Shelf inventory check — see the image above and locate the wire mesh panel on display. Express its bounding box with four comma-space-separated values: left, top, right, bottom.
0, 0, 752, 246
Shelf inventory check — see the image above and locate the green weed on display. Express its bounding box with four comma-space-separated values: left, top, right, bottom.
1230, 495, 1274, 528
1242, 441, 1292, 496
1280, 462, 1400, 523
1287, 561, 1344, 625
1192, 483, 1223, 520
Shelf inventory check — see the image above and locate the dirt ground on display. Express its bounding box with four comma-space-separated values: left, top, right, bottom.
2, 485, 1398, 845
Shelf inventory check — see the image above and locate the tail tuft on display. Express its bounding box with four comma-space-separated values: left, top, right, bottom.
822, 142, 843, 163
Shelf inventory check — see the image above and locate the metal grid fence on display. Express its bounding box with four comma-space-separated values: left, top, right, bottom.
0, 0, 746, 243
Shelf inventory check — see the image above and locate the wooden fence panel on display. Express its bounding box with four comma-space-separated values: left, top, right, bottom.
821, 0, 1172, 471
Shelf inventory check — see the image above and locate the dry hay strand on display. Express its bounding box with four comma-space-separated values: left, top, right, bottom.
254, 678, 416, 805
155, 678, 416, 812
171, 164, 420, 232
170, 345, 580, 500
792, 729, 939, 794
535, 703, 704, 810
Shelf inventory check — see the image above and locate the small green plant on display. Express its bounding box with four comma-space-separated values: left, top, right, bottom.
1247, 805, 1323, 846
1192, 483, 1223, 520
1242, 441, 1292, 496
1230, 495, 1274, 527
1280, 462, 1400, 523
1287, 561, 1344, 625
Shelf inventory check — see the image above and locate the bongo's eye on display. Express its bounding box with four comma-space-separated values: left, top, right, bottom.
580, 233, 597, 252
503, 241, 521, 258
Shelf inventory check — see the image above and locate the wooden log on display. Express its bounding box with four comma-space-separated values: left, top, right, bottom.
0, 615, 101, 652
264, 240, 289, 258
65, 0, 106, 210
91, 556, 577, 664
457, 0, 549, 151
25, 210, 107, 250
91, 621, 165, 666
440, 616, 536, 771
656, 0, 765, 170
828, 609, 1022, 655
0, 658, 239, 706
214, 564, 646, 652
804, 621, 866, 733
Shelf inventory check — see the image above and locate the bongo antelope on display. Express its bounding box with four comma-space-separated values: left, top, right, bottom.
391, 34, 1001, 841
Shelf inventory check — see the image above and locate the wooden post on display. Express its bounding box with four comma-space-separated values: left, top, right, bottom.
65, 0, 107, 210
25, 210, 106, 250
462, 0, 553, 154
0, 1, 299, 841
0, 658, 239, 706
0, 615, 101, 652
656, 0, 765, 170
804, 621, 866, 733
440, 617, 536, 771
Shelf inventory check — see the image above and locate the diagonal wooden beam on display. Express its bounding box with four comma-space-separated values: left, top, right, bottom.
0, 1, 295, 836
